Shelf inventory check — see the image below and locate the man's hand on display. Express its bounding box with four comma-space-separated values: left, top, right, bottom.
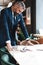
20, 40, 34, 45
6, 40, 13, 51
6, 43, 13, 51
30, 39, 39, 44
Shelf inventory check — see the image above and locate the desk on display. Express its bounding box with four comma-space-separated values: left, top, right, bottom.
7, 45, 43, 65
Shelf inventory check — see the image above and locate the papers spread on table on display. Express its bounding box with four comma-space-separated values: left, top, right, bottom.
12, 44, 43, 52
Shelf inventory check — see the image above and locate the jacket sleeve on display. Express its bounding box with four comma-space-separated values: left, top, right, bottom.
19, 14, 29, 39
1, 10, 11, 41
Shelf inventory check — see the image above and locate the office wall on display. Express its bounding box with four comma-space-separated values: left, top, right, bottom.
36, 0, 43, 33
0, 0, 13, 5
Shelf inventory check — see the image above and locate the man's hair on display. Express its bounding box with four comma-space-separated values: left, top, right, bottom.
12, 1, 26, 10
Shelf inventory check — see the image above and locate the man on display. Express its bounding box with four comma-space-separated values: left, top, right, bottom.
0, 1, 34, 50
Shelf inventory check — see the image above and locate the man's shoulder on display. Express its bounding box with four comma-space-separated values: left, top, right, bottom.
1, 7, 11, 14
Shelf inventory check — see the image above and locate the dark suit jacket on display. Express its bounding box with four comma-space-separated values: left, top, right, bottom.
0, 7, 29, 46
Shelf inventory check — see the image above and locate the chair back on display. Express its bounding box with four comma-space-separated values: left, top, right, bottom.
1, 54, 15, 65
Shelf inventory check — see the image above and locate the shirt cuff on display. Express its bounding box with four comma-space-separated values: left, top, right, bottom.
6, 40, 11, 44
26, 37, 30, 41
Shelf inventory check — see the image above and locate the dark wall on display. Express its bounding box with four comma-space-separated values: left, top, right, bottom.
31, 0, 36, 33
24, 0, 36, 34
24, 0, 31, 7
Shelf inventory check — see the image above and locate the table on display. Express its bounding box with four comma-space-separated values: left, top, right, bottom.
7, 45, 43, 65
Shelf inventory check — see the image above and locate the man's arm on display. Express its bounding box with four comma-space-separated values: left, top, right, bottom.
19, 14, 29, 39
1, 10, 12, 50
19, 14, 34, 45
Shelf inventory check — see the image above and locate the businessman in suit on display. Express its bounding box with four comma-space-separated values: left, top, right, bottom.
0, 1, 34, 50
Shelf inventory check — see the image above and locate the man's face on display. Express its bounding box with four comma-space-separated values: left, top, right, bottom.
15, 7, 24, 14
13, 4, 24, 14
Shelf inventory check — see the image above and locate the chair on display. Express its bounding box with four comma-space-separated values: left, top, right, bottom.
0, 47, 9, 65
0, 47, 17, 65
0, 47, 9, 57
1, 54, 15, 65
